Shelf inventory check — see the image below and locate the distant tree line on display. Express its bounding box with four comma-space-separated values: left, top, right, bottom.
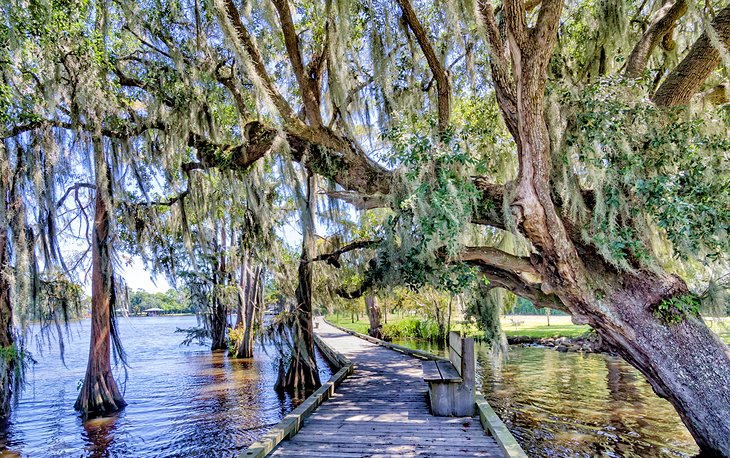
510, 298, 568, 316
128, 289, 191, 315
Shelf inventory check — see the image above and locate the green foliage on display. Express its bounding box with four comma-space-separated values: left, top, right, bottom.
378, 115, 484, 292
129, 289, 190, 314
510, 297, 569, 316
559, 78, 730, 268
653, 294, 701, 325
0, 344, 35, 391
381, 317, 442, 341
226, 326, 245, 355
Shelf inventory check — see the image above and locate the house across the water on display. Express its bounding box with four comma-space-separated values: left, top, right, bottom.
144, 307, 165, 316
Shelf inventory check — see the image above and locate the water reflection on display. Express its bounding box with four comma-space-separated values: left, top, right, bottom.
477, 346, 698, 458
392, 338, 698, 458
0, 316, 332, 457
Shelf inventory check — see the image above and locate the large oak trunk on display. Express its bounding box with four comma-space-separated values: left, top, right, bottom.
75, 148, 126, 416
481, 5, 730, 452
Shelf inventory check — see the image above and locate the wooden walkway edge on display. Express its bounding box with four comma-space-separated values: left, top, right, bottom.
263, 318, 510, 458
241, 334, 354, 458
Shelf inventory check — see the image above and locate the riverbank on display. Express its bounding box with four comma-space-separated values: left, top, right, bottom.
327, 313, 730, 347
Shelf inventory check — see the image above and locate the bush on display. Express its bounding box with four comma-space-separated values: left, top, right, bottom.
382, 317, 444, 341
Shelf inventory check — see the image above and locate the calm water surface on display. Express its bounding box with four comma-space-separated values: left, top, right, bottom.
1, 316, 331, 457
394, 339, 699, 458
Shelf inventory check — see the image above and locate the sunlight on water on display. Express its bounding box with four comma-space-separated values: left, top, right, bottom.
0, 316, 331, 457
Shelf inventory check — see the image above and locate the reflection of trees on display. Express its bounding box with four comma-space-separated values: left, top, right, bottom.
81, 415, 118, 458
606, 357, 642, 405
181, 346, 295, 454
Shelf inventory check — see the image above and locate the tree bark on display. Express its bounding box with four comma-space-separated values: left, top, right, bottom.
233, 254, 258, 359
364, 293, 383, 339
625, 0, 688, 77
281, 172, 321, 393
653, 4, 730, 106
560, 267, 730, 456
75, 139, 126, 417
0, 231, 14, 420
210, 293, 228, 351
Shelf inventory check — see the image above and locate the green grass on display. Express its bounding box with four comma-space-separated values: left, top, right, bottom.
327, 313, 730, 344
503, 324, 591, 339
325, 314, 450, 340
501, 315, 590, 339
325, 314, 373, 335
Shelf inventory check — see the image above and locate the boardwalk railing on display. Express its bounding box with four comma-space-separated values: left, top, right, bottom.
240, 334, 354, 458
324, 317, 528, 458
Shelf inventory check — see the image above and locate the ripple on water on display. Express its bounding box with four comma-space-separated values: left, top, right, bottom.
477, 345, 699, 458
1, 316, 332, 457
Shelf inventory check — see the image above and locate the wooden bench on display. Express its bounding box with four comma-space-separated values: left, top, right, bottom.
422, 331, 475, 416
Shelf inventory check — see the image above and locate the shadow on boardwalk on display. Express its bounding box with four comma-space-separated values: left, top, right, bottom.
269, 319, 504, 457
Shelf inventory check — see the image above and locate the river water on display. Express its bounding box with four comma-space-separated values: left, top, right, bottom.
0, 316, 331, 457
394, 338, 699, 457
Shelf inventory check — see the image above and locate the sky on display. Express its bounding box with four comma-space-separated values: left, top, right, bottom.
121, 257, 171, 293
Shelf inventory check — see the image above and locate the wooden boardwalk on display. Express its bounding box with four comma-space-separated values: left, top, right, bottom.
269, 319, 504, 457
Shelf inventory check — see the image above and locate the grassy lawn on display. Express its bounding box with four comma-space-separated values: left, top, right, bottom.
501, 315, 590, 339
325, 314, 384, 334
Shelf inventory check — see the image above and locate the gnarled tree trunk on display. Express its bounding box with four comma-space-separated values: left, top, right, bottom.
365, 293, 383, 339
476, 2, 730, 454
75, 140, 126, 417
562, 266, 730, 455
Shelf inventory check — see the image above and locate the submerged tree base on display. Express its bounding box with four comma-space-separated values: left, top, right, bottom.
275, 358, 321, 396
74, 371, 127, 418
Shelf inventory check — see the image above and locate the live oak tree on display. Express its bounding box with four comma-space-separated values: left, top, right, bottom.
4, 0, 730, 454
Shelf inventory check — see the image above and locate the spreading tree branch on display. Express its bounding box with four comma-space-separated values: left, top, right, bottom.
219, 0, 298, 122
310, 239, 380, 268
477, 1, 519, 139
272, 0, 323, 126
625, 0, 688, 77
395, 0, 451, 132
653, 4, 730, 106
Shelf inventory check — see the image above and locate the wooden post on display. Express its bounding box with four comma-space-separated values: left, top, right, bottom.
453, 335, 475, 416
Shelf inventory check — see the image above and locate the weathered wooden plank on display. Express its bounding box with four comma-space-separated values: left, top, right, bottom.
449, 351, 463, 375
475, 391, 528, 458
274, 441, 503, 455
289, 434, 498, 446
449, 331, 462, 357
421, 360, 442, 382
435, 361, 462, 382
